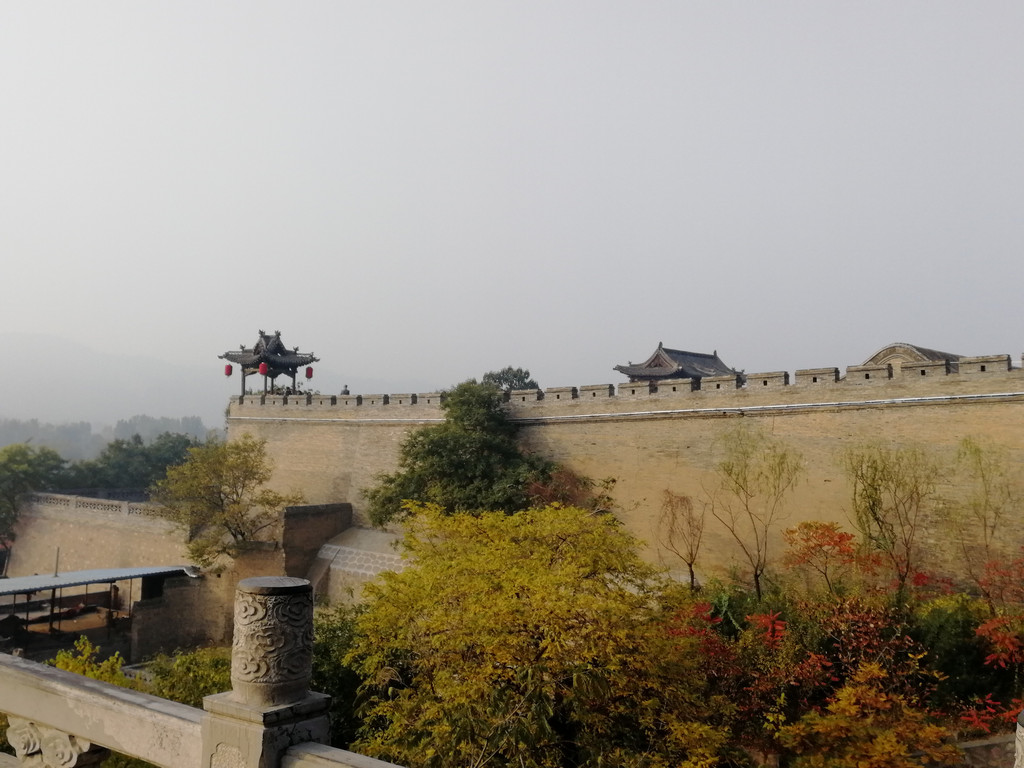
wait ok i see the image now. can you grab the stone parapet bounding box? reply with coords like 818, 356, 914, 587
845, 363, 893, 383
961, 354, 1012, 374
747, 371, 790, 388
653, 378, 694, 394
794, 367, 840, 385
226, 351, 1024, 424
700, 374, 743, 391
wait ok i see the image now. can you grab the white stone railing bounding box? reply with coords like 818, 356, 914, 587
0, 577, 403, 768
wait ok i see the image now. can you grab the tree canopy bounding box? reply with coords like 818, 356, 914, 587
363, 380, 552, 526
149, 434, 303, 567
481, 366, 539, 391
62, 432, 200, 492
0, 443, 65, 571
347, 503, 726, 768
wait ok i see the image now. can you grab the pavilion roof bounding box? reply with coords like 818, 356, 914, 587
220, 330, 319, 372
614, 342, 737, 381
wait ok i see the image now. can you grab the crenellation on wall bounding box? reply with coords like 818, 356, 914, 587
510, 388, 544, 402
618, 380, 655, 397
795, 367, 840, 385
227, 356, 1024, 430
845, 363, 893, 383
746, 371, 790, 388
545, 386, 578, 401
652, 377, 695, 395
700, 374, 744, 391
902, 360, 954, 378
960, 354, 1012, 374
227, 349, 1024, 421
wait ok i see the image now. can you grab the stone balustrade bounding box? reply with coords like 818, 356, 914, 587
0, 577, 403, 768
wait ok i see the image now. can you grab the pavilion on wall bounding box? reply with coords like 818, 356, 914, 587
614, 342, 739, 385
220, 330, 319, 395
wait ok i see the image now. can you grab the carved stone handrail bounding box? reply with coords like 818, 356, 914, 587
0, 576, 405, 768
0, 652, 202, 766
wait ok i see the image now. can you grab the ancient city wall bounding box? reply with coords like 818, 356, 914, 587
8, 495, 189, 577
226, 356, 1024, 577
8, 495, 349, 586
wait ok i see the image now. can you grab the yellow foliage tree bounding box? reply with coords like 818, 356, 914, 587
347, 503, 729, 768
150, 435, 303, 567
778, 662, 960, 768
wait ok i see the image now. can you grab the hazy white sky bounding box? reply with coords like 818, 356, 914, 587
2, 3, 1022, 427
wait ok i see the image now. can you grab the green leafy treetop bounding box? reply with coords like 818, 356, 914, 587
481, 366, 539, 391
62, 432, 199, 492
0, 443, 65, 573
364, 380, 553, 526
150, 434, 303, 568
347, 503, 729, 768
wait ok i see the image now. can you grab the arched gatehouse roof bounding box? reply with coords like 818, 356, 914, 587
862, 342, 962, 368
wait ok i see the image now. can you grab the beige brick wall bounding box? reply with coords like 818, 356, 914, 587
8, 496, 189, 577
227, 367, 1024, 579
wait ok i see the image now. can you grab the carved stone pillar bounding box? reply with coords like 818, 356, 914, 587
202, 577, 330, 768
6, 717, 110, 767
230, 576, 314, 707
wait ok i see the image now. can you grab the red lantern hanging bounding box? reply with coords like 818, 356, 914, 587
224, 364, 233, 377
258, 362, 269, 376
305, 366, 313, 379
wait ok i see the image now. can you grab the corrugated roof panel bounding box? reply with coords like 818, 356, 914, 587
0, 566, 197, 597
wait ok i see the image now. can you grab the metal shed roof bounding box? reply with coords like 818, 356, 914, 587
0, 566, 198, 597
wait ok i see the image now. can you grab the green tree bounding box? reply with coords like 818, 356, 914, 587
348, 503, 727, 768
312, 605, 364, 747
708, 425, 803, 601
150, 435, 303, 567
146, 647, 231, 708
63, 432, 199, 492
481, 366, 539, 391
0, 443, 65, 574
47, 638, 153, 768
364, 380, 551, 526
844, 444, 942, 595
951, 437, 1020, 612
51, 636, 136, 687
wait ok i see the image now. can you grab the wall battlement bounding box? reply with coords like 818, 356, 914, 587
230, 351, 1024, 424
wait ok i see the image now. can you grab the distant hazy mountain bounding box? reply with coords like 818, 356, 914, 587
0, 332, 227, 428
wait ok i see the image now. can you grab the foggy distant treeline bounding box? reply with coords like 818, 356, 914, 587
0, 415, 216, 460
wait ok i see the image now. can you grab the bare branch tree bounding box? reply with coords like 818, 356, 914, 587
844, 443, 942, 596
708, 425, 803, 601
952, 436, 1020, 612
656, 489, 705, 589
